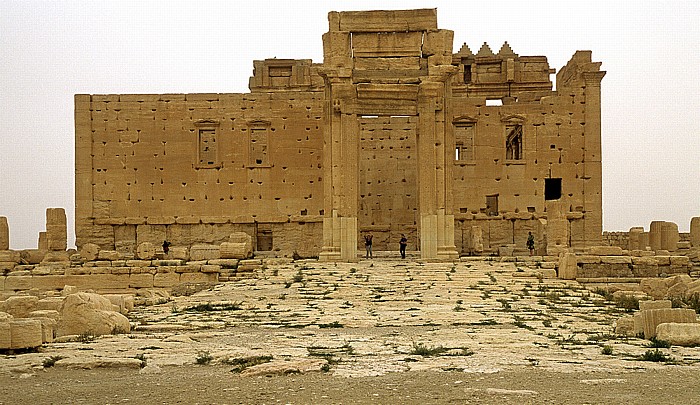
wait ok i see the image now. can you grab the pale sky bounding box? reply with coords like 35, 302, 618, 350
1, 0, 698, 249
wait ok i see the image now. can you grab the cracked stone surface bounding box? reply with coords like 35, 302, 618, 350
1, 259, 700, 403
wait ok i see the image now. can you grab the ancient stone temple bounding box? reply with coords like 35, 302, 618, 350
75, 9, 605, 260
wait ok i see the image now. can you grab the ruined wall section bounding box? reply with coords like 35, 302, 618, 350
76, 89, 325, 255
449, 48, 604, 254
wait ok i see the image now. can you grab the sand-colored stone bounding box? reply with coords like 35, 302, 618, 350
558, 252, 577, 280
57, 292, 131, 336
46, 208, 67, 251
0, 217, 8, 250
691, 217, 700, 247
656, 322, 700, 346
136, 242, 157, 260
638, 300, 672, 311
189, 245, 220, 261
0, 296, 39, 318
80, 243, 100, 261
640, 308, 697, 339
74, 9, 605, 260
9, 318, 43, 349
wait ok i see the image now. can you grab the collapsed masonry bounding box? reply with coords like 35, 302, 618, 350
74, 8, 606, 260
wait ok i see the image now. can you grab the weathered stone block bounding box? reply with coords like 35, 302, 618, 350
57, 292, 130, 336
129, 273, 154, 288
640, 278, 669, 300
4, 275, 32, 291
80, 243, 100, 261
639, 300, 672, 311
601, 256, 632, 265
220, 241, 252, 259
656, 322, 700, 346
189, 244, 220, 261
641, 308, 697, 339
10, 318, 43, 349
0, 295, 39, 317
558, 253, 577, 280
589, 246, 623, 256
614, 315, 636, 336
153, 272, 180, 288
136, 242, 157, 260
180, 272, 217, 283
0, 217, 8, 250
97, 250, 120, 261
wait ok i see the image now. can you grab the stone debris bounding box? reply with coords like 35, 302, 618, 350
656, 323, 700, 346
57, 292, 131, 336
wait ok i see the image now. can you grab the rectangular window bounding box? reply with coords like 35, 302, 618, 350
463, 65, 472, 84
249, 122, 271, 166
256, 223, 273, 251
195, 120, 220, 168
486, 194, 499, 216
454, 124, 475, 161
544, 178, 562, 200
505, 124, 523, 160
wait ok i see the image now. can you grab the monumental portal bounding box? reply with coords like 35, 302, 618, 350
75, 9, 605, 260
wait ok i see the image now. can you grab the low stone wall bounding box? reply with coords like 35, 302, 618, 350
0, 258, 264, 297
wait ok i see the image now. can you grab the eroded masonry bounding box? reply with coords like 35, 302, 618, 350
75, 9, 606, 260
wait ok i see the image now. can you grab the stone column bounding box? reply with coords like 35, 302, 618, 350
690, 217, 700, 247
628, 227, 644, 251
417, 82, 458, 260
581, 69, 606, 247
649, 221, 664, 252
46, 208, 67, 251
0, 217, 8, 250
660, 221, 679, 251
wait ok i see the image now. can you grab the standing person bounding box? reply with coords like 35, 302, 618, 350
364, 233, 373, 259
162, 240, 171, 255
399, 234, 408, 259
526, 232, 535, 256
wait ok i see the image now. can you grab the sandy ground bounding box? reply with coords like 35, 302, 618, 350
1, 258, 699, 404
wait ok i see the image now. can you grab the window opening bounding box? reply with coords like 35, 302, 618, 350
454, 124, 475, 161
195, 120, 220, 168
544, 178, 562, 200
486, 195, 499, 216
506, 124, 523, 160
463, 64, 472, 83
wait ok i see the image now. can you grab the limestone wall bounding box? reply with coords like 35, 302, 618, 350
75, 9, 606, 258
75, 91, 325, 255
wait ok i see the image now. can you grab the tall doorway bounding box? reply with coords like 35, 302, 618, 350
357, 116, 418, 251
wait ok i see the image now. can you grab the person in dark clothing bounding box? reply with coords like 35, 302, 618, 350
162, 240, 171, 255
399, 234, 408, 259
526, 232, 535, 256
364, 233, 373, 259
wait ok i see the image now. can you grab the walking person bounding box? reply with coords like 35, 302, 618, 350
364, 233, 373, 259
526, 232, 535, 256
399, 234, 408, 259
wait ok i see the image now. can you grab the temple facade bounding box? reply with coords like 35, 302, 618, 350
75, 9, 605, 260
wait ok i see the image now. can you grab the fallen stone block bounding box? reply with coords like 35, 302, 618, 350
10, 318, 43, 349
656, 323, 700, 346
136, 242, 157, 260
558, 253, 577, 280
57, 292, 131, 336
79, 243, 100, 261
640, 278, 669, 300
641, 308, 697, 339
639, 300, 672, 311
614, 315, 636, 336
0, 296, 39, 318
190, 244, 221, 261
220, 242, 253, 259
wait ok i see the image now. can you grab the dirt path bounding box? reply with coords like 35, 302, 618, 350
1, 366, 699, 404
